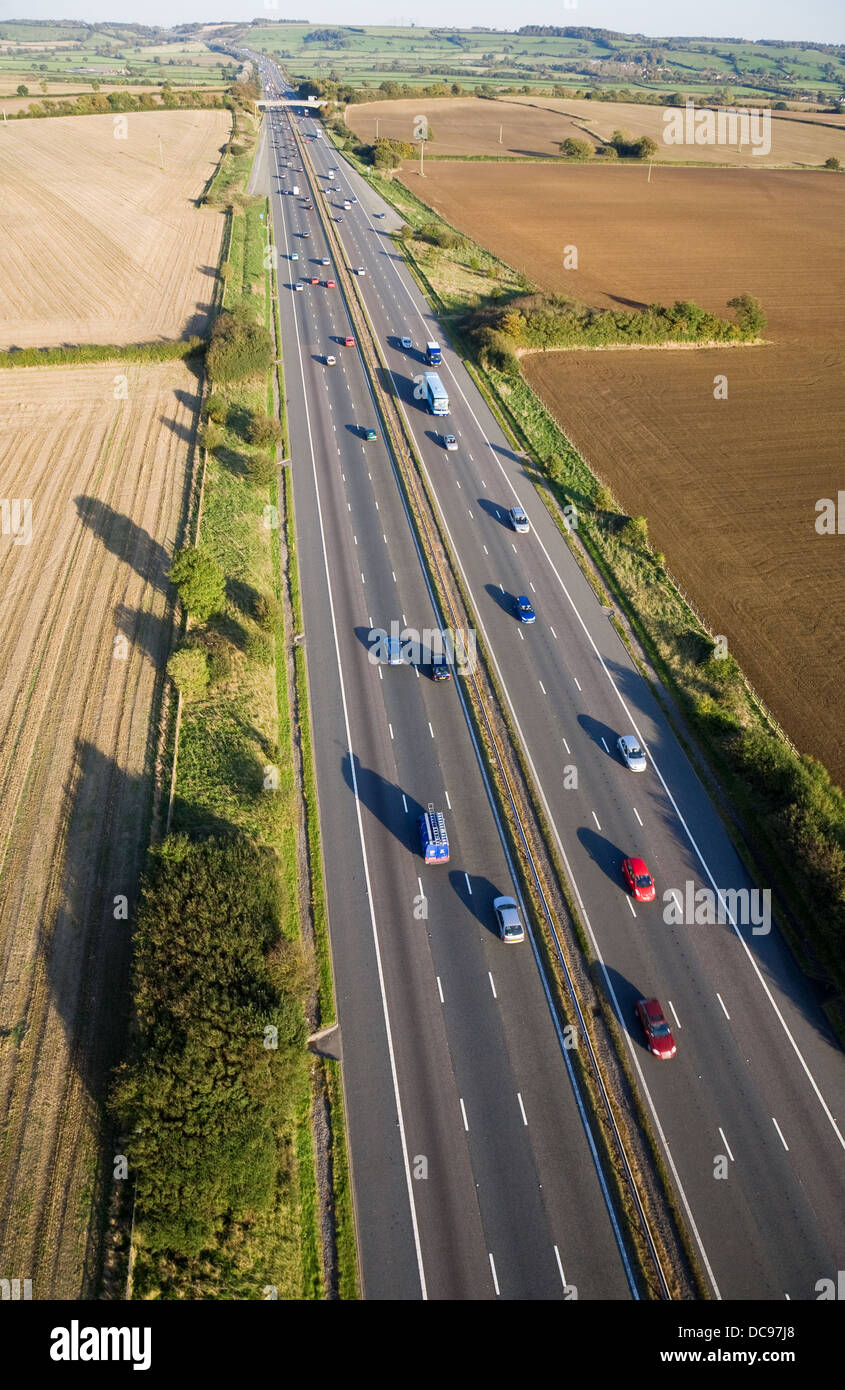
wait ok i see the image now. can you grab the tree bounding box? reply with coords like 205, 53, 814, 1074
824, 155, 841, 170
727, 293, 767, 336
559, 137, 593, 160
246, 411, 283, 449
621, 515, 648, 547
206, 305, 273, 383
168, 545, 225, 621
16, 85, 28, 97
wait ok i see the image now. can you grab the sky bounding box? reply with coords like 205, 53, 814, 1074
1, 1, 842, 45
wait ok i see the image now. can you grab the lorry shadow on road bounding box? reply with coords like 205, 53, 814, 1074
342, 751, 424, 856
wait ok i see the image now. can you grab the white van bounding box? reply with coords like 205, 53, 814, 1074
292, 184, 300, 195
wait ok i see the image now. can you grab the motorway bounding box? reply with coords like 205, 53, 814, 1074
256, 58, 845, 1300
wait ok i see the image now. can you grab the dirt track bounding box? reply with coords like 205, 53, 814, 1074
0, 361, 199, 1295
0, 109, 228, 349
403, 162, 845, 783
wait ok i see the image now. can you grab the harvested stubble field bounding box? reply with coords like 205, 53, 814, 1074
0, 109, 229, 349
400, 162, 845, 783
349, 94, 845, 167
0, 361, 199, 1295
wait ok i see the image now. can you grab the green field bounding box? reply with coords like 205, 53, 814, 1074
0, 20, 841, 104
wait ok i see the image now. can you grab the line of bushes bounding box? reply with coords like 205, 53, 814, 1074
6, 85, 233, 120
0, 337, 205, 370
460, 290, 766, 369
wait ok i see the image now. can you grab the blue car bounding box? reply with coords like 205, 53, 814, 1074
514, 594, 536, 624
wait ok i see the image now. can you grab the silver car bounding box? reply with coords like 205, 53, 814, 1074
443, 434, 458, 452
493, 896, 525, 944
617, 734, 647, 772
509, 505, 530, 533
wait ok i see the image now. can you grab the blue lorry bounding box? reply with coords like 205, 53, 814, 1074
418, 804, 449, 864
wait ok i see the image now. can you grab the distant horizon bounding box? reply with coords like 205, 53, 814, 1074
0, 6, 842, 47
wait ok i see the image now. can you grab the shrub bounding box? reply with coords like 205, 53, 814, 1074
206, 305, 273, 383
596, 144, 619, 158
169, 546, 225, 621
559, 137, 593, 160
244, 451, 276, 486
246, 411, 283, 449
198, 420, 223, 453
245, 629, 275, 666
204, 392, 229, 425
824, 155, 841, 170
253, 591, 283, 631
620, 515, 649, 547
593, 484, 614, 511
167, 645, 209, 702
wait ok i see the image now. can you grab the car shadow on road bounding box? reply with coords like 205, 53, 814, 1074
576, 825, 624, 889
477, 497, 510, 528
448, 871, 502, 938
484, 582, 514, 617
577, 713, 620, 759
602, 964, 648, 1045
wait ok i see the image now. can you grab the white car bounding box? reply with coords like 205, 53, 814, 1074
400, 336, 413, 351
509, 505, 530, 533
493, 896, 525, 944
617, 735, 647, 772
344, 201, 352, 209
293, 281, 304, 291
354, 267, 366, 276
325, 354, 336, 366
321, 257, 331, 266
443, 434, 458, 452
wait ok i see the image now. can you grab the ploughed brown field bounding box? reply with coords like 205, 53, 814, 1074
399, 162, 845, 783
0, 109, 228, 349
0, 362, 198, 1294
348, 94, 845, 167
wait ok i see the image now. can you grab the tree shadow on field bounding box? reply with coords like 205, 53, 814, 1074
606, 292, 648, 311
42, 723, 246, 1296
184, 302, 215, 336
158, 414, 195, 446
75, 497, 171, 596
225, 575, 261, 621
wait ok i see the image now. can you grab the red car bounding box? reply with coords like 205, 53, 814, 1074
325, 279, 336, 289
343, 335, 355, 347
635, 998, 676, 1059
622, 855, 655, 903
310, 276, 320, 285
